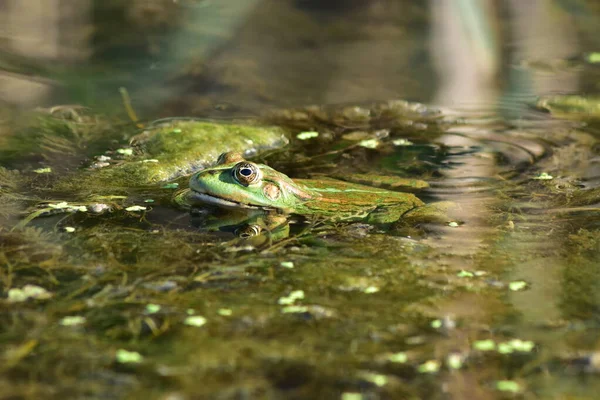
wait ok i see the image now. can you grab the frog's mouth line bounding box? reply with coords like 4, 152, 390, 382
189, 189, 262, 210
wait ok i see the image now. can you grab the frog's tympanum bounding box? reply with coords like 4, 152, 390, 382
186, 152, 427, 225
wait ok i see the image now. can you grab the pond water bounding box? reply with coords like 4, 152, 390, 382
1, 1, 600, 399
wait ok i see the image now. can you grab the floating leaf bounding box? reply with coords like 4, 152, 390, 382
184, 316, 207, 327
115, 349, 143, 364
296, 131, 319, 140
60, 316, 86, 326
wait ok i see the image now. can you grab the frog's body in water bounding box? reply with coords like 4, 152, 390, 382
185, 152, 425, 224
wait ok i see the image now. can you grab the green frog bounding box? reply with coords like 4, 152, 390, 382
181, 152, 436, 226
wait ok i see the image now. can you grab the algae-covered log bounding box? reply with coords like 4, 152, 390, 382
56, 120, 288, 195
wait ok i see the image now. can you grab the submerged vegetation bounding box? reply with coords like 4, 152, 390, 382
1, 96, 600, 399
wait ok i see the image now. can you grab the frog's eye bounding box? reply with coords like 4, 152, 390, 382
233, 162, 262, 185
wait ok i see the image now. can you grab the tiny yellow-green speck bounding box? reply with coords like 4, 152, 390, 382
64, 227, 76, 233
186, 309, 195, 315
217, 308, 232, 316
509, 280, 528, 291
281, 305, 309, 314
363, 286, 379, 294
162, 183, 179, 189
144, 199, 155, 203
116, 148, 134, 156
496, 380, 520, 393
59, 316, 86, 326
125, 205, 147, 212
142, 159, 159, 163
586, 52, 600, 64
418, 360, 440, 374
509, 339, 535, 352
457, 270, 474, 278
116, 349, 143, 364
172, 128, 182, 133
145, 304, 161, 314
278, 290, 305, 305
33, 167, 52, 173
392, 138, 413, 146
360, 372, 388, 387
386, 352, 408, 363
296, 131, 319, 140
280, 261, 294, 269
473, 339, 496, 351
184, 316, 207, 327
533, 172, 553, 180
497, 343, 514, 354
8, 285, 52, 302
430, 319, 442, 329
341, 393, 364, 400
447, 353, 463, 369
448, 221, 459, 227
358, 139, 379, 149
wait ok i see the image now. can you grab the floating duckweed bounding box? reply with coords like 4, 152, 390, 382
473, 339, 496, 351
184, 316, 207, 327
495, 380, 521, 393
341, 393, 364, 400
161, 183, 179, 189
116, 148, 134, 156
418, 360, 440, 374
115, 349, 143, 364
278, 290, 305, 305
447, 353, 463, 369
497, 342, 514, 354
33, 167, 52, 174
64, 227, 76, 233
363, 286, 379, 294
296, 131, 319, 140
430, 319, 442, 329
280, 261, 294, 269
392, 138, 413, 146
359, 372, 388, 387
125, 205, 147, 212
508, 339, 535, 352
145, 304, 161, 314
585, 52, 600, 64
281, 305, 309, 314
448, 221, 459, 228
509, 280, 528, 291
358, 139, 379, 149
533, 172, 553, 180
8, 285, 53, 302
457, 270, 474, 278
386, 352, 408, 363
59, 316, 86, 326
217, 308, 232, 316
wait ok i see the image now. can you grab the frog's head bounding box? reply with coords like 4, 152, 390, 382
189, 152, 313, 211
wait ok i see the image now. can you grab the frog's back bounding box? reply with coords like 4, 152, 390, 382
294, 178, 424, 218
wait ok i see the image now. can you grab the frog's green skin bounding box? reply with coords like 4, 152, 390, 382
185, 152, 425, 224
